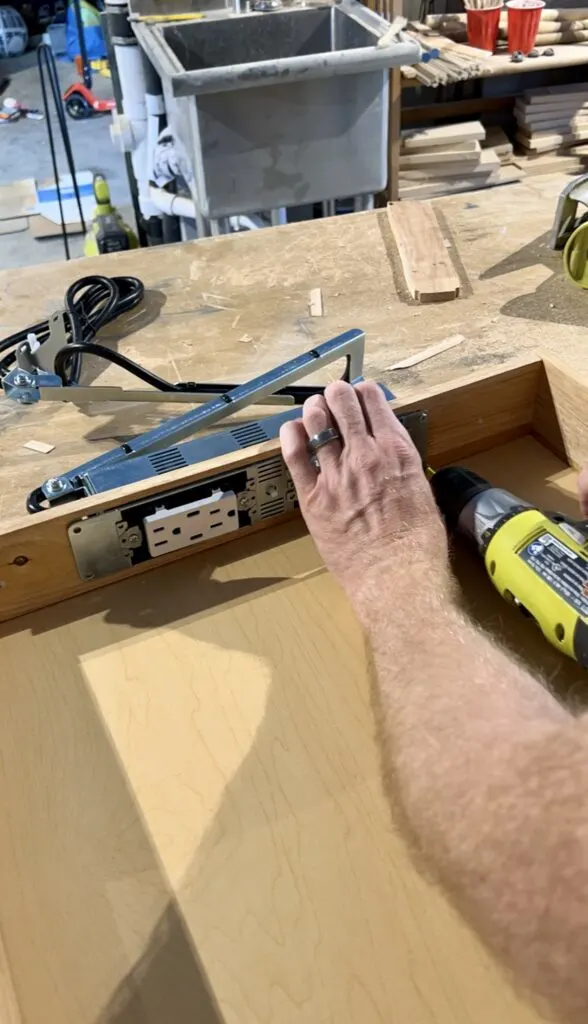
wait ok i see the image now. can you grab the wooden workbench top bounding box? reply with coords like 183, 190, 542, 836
0, 172, 586, 524
0, 177, 582, 1023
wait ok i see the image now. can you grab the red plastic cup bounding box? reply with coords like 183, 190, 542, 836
466, 6, 501, 52
506, 0, 545, 53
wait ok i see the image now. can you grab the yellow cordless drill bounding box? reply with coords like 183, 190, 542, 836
83, 174, 137, 257
431, 467, 588, 667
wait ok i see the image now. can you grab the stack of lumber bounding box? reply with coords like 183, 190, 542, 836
515, 83, 588, 172
401, 21, 492, 86
398, 121, 520, 199
427, 8, 588, 44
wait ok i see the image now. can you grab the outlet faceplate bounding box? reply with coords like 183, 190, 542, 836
144, 490, 238, 557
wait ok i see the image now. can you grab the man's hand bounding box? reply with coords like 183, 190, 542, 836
279, 380, 450, 617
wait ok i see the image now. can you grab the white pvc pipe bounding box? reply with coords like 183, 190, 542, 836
148, 186, 196, 219
112, 43, 160, 218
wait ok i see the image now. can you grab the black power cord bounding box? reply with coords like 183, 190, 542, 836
0, 274, 155, 386
1, 272, 339, 405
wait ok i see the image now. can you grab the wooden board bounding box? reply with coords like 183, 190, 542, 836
0, 358, 542, 625
2, 194, 588, 1021
516, 127, 588, 151
387, 199, 460, 302
517, 98, 588, 116
399, 142, 481, 169
0, 458, 556, 1024
401, 121, 485, 151
1, 351, 583, 1024
400, 148, 499, 183
399, 164, 521, 201
524, 81, 588, 103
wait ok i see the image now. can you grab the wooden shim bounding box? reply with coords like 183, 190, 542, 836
308, 288, 323, 317
517, 97, 588, 116
516, 127, 588, 152
524, 82, 588, 103
516, 114, 588, 134
386, 200, 460, 303
398, 164, 522, 200
387, 334, 465, 369
400, 148, 499, 182
399, 142, 481, 168
401, 121, 485, 151
400, 138, 479, 155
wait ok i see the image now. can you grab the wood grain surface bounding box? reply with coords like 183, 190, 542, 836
2, 178, 588, 528
1, 181, 588, 1022
0, 478, 561, 1024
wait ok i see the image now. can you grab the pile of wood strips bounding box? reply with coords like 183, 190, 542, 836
401, 21, 492, 86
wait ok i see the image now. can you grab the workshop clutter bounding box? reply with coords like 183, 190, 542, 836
428, 6, 588, 46
398, 121, 518, 200
400, 21, 491, 85
515, 83, 588, 165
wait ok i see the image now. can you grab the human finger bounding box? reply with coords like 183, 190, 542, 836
302, 394, 342, 470
323, 380, 367, 448
355, 380, 422, 466
280, 419, 317, 499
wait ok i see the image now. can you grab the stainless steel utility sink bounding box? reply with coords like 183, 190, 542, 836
135, 0, 420, 218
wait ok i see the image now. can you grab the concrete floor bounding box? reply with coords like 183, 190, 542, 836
0, 50, 133, 270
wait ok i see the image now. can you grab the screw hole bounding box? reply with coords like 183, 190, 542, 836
73, 526, 82, 535
12, 555, 29, 567
555, 623, 565, 642
489, 560, 496, 576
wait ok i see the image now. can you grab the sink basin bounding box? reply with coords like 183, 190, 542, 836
135, 0, 420, 218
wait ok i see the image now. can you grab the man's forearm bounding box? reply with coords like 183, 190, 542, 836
364, 583, 588, 1023
280, 379, 588, 1023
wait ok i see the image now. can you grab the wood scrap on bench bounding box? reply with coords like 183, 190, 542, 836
387, 200, 460, 303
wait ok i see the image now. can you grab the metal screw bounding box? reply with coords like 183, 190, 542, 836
239, 494, 249, 508
46, 477, 68, 495
13, 372, 32, 387
266, 484, 279, 499
12, 555, 29, 567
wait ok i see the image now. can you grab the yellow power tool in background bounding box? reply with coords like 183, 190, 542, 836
432, 467, 588, 667
83, 173, 138, 257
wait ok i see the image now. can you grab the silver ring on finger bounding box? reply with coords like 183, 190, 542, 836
307, 427, 342, 454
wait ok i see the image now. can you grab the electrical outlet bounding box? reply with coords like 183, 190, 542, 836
144, 490, 239, 557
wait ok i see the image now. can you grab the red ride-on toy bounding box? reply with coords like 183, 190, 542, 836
63, 82, 116, 120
